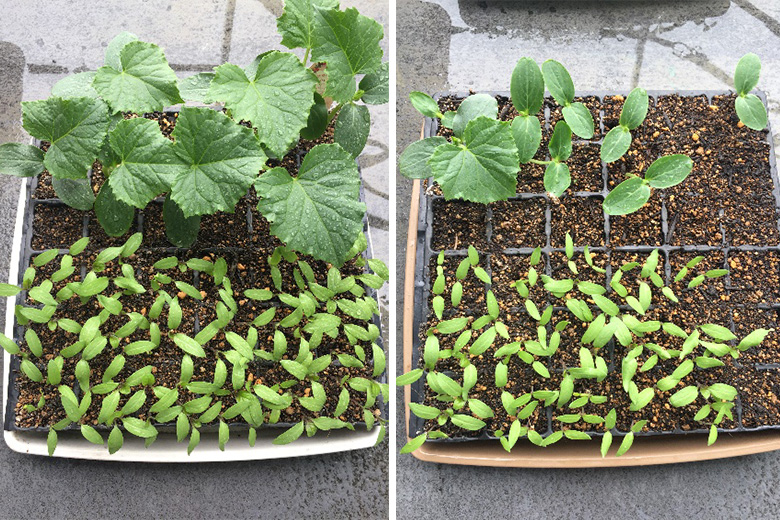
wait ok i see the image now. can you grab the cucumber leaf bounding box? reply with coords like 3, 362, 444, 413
312, 7, 384, 104
169, 107, 267, 217
22, 96, 109, 179
0, 143, 45, 178
429, 116, 518, 203
256, 143, 364, 266
399, 137, 447, 179
107, 117, 179, 208
93, 41, 183, 113
208, 51, 317, 157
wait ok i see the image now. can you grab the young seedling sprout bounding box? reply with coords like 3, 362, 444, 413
398, 55, 743, 216
399, 236, 771, 457
734, 53, 768, 131
0, 227, 389, 455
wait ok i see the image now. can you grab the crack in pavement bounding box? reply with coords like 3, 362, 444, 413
734, 0, 780, 40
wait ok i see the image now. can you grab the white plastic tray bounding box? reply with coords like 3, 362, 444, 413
3, 179, 380, 461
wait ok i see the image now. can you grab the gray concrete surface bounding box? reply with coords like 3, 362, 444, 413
396, 1, 780, 518
0, 1, 388, 518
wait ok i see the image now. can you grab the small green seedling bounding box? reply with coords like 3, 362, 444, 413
398, 239, 770, 457
603, 155, 694, 215
734, 53, 768, 131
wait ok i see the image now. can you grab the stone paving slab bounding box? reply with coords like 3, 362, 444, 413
396, 1, 780, 518
0, 0, 228, 71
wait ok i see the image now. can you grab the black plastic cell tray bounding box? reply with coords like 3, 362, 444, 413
5, 123, 387, 434
410, 90, 780, 443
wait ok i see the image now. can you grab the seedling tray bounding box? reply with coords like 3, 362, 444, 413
4, 134, 386, 462
404, 90, 780, 466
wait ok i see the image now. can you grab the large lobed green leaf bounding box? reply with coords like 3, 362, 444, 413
359, 62, 389, 105
334, 102, 370, 158
93, 41, 183, 114
95, 181, 135, 237
51, 71, 99, 100
22, 96, 109, 179
208, 51, 318, 157
255, 143, 365, 265
399, 137, 447, 179
169, 107, 267, 217
107, 117, 180, 208
277, 0, 340, 51
104, 32, 141, 71
312, 7, 384, 103
179, 73, 216, 103
429, 116, 518, 204
52, 177, 95, 211
0, 143, 44, 177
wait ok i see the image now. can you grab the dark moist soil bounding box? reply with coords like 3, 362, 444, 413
550, 196, 605, 247
13, 113, 381, 430
490, 198, 546, 249
419, 93, 780, 439
431, 199, 488, 251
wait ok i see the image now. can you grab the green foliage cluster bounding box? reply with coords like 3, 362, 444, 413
398, 240, 769, 456
0, 0, 388, 266
400, 54, 768, 215
0, 233, 389, 455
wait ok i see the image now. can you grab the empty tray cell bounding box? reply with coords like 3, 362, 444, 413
723, 191, 780, 247
248, 208, 285, 253
567, 143, 603, 193
516, 134, 548, 194
195, 199, 252, 248
32, 171, 56, 199
31, 203, 85, 250
550, 196, 605, 247
490, 198, 547, 249
139, 202, 169, 248
431, 199, 489, 251
738, 368, 780, 429
665, 192, 723, 246
608, 191, 664, 247
727, 250, 780, 305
